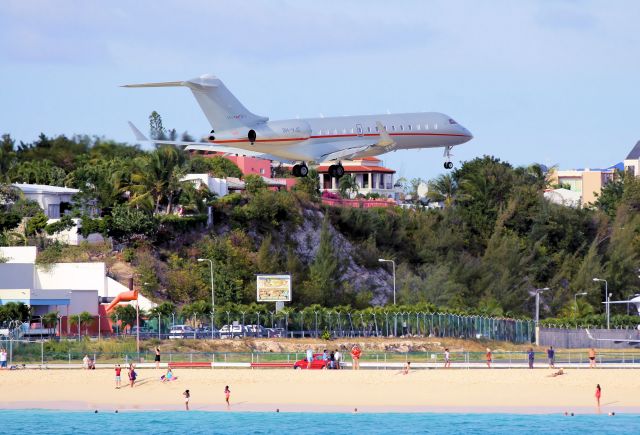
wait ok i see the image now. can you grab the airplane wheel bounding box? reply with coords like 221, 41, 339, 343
299, 165, 309, 177
335, 164, 345, 178
292, 164, 301, 177
444, 162, 453, 169
328, 165, 336, 177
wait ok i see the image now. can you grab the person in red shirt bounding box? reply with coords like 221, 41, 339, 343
114, 364, 122, 389
351, 345, 362, 370
486, 348, 492, 368
595, 384, 602, 413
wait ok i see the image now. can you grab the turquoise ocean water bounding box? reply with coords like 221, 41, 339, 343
1, 410, 637, 434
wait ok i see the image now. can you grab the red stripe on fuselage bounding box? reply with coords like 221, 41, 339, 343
210, 132, 470, 144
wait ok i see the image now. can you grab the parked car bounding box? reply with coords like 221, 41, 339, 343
219, 324, 246, 339
244, 324, 266, 338
130, 326, 153, 338
266, 327, 285, 338
293, 353, 330, 370
196, 327, 219, 339
169, 325, 195, 339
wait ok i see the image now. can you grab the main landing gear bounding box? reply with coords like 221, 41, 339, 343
328, 163, 345, 178
292, 163, 309, 177
443, 146, 454, 170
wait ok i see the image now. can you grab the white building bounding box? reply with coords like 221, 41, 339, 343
180, 174, 229, 197
544, 188, 582, 208
0, 247, 156, 323
624, 140, 640, 177
12, 183, 79, 218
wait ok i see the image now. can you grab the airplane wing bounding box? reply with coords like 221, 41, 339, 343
318, 122, 396, 162
585, 329, 640, 344
128, 121, 275, 159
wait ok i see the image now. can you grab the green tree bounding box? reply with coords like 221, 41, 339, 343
256, 234, 279, 273
44, 214, 75, 235
301, 217, 342, 305
0, 302, 31, 322
25, 212, 48, 236
188, 155, 242, 178
0, 134, 16, 182
244, 174, 268, 195
338, 174, 359, 198
41, 311, 59, 329
427, 173, 457, 206
69, 311, 94, 337
293, 169, 320, 199
149, 111, 166, 140
110, 305, 137, 333
108, 204, 156, 242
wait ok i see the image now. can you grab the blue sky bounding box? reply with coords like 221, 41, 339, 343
1, 0, 639, 180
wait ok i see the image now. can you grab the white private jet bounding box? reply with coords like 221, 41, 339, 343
123, 74, 473, 177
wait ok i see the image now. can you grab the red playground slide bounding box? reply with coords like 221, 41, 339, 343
105, 290, 138, 313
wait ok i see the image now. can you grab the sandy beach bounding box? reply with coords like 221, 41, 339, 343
1, 368, 639, 414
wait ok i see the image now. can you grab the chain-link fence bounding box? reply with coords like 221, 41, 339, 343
2, 341, 639, 368
3, 311, 535, 343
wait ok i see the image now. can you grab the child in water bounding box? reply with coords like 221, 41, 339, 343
224, 386, 231, 409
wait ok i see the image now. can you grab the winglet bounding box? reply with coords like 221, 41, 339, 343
585, 329, 594, 340
128, 121, 149, 142
375, 121, 395, 147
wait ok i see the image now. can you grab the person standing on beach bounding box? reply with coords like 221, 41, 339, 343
547, 347, 555, 368
224, 385, 231, 409
114, 364, 122, 389
155, 347, 161, 369
351, 345, 361, 370
183, 390, 190, 411
129, 364, 137, 388
0, 348, 7, 369
589, 348, 597, 368
306, 347, 313, 369
486, 348, 492, 368
528, 348, 535, 369
595, 384, 601, 413
444, 349, 451, 368
334, 349, 342, 370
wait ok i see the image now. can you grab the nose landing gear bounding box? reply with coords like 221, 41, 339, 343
443, 146, 454, 170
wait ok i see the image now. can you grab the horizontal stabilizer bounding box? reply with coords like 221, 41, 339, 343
121, 81, 185, 88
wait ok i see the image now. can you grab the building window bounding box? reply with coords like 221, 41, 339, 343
47, 204, 61, 218
260, 168, 265, 175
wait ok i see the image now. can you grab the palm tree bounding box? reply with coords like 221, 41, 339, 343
128, 146, 187, 214
338, 174, 359, 199
41, 311, 59, 333
69, 311, 95, 338
427, 173, 457, 207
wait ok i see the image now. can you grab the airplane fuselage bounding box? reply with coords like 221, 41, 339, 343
206, 112, 472, 162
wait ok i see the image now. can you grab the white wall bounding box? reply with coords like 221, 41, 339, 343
181, 174, 229, 197
0, 264, 35, 289
36, 263, 106, 294
0, 246, 37, 263
68, 290, 99, 316
46, 218, 107, 245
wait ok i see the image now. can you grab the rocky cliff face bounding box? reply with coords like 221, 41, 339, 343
288, 208, 392, 305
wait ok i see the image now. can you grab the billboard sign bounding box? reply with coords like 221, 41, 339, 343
256, 274, 291, 302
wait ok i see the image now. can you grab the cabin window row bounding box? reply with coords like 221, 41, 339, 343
315, 123, 438, 136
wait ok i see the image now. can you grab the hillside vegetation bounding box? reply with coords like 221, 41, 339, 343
1, 132, 640, 324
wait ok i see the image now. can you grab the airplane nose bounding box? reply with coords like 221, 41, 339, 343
460, 126, 473, 141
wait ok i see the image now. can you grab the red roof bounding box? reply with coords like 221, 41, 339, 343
316, 165, 395, 174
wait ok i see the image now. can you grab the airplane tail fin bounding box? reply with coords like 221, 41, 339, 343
585, 329, 595, 340
122, 74, 268, 131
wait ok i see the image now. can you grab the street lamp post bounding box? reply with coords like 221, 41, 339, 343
197, 259, 215, 314
593, 278, 609, 329
534, 287, 550, 346
378, 259, 396, 305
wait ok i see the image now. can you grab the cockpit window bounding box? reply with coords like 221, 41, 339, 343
449, 119, 458, 125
